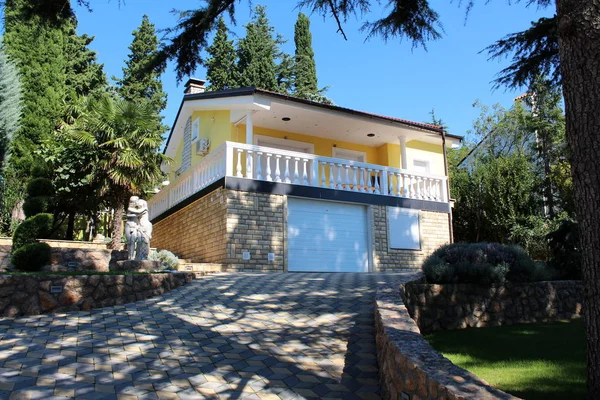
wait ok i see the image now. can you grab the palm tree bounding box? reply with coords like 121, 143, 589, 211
70, 95, 167, 249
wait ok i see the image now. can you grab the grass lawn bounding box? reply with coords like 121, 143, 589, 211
425, 319, 587, 400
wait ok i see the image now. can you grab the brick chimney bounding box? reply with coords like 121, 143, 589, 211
184, 78, 206, 95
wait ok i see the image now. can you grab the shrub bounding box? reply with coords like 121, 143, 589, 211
22, 196, 52, 218
547, 220, 581, 279
26, 178, 53, 198
149, 250, 179, 271
11, 242, 52, 272
422, 242, 536, 284
12, 213, 54, 250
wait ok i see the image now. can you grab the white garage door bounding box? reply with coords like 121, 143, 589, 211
287, 198, 369, 272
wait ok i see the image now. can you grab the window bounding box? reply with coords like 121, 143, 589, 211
388, 207, 420, 250
332, 147, 367, 162
191, 117, 200, 141
413, 159, 430, 173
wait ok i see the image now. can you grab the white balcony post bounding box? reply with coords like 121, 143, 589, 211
225, 142, 234, 177
311, 159, 319, 186
381, 170, 389, 195
245, 111, 253, 144
398, 136, 408, 170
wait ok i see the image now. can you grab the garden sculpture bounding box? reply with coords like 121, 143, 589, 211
125, 196, 153, 260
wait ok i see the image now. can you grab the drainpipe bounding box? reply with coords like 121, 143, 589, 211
441, 129, 454, 244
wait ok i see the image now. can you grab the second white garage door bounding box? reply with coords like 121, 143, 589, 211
287, 198, 370, 272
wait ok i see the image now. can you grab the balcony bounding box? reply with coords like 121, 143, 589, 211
148, 141, 449, 221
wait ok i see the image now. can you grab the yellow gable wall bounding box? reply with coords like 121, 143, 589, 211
190, 110, 232, 166
406, 141, 445, 175
170, 139, 184, 182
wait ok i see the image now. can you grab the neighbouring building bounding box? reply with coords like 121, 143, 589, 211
149, 79, 462, 272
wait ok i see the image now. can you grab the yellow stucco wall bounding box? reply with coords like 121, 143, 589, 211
169, 111, 447, 179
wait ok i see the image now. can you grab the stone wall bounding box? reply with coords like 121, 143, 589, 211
403, 280, 583, 334
373, 207, 450, 271
0, 239, 114, 272
152, 188, 228, 263
376, 277, 517, 400
0, 272, 195, 317
225, 190, 285, 271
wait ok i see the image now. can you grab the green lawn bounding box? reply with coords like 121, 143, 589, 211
425, 319, 587, 400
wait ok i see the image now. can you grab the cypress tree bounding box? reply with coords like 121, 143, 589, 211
236, 5, 280, 91
115, 15, 167, 134
206, 18, 238, 91
293, 13, 318, 98
3, 0, 71, 176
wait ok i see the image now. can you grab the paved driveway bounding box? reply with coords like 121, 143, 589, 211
0, 272, 409, 400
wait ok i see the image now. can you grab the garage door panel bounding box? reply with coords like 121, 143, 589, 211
287, 198, 369, 272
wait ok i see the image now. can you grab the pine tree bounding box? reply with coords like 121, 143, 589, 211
115, 15, 167, 134
236, 5, 280, 91
293, 13, 318, 98
3, 0, 72, 177
206, 18, 238, 90
0, 44, 22, 171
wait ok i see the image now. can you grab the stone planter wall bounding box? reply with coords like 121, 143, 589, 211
0, 272, 195, 317
376, 278, 518, 400
403, 280, 583, 334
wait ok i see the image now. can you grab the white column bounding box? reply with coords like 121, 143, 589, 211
398, 136, 408, 170
246, 111, 253, 144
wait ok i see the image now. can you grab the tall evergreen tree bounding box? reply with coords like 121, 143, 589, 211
293, 13, 318, 98
206, 18, 238, 91
236, 5, 280, 91
0, 44, 22, 170
3, 0, 72, 176
115, 15, 167, 135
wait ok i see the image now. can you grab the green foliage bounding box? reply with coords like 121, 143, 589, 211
115, 15, 167, 137
69, 95, 168, 247
0, 44, 22, 170
26, 178, 54, 198
484, 16, 559, 89
547, 220, 581, 280
12, 213, 53, 250
149, 249, 179, 270
236, 5, 283, 91
422, 243, 537, 284
10, 242, 51, 272
22, 196, 52, 219
2, 0, 72, 176
293, 13, 318, 98
0, 172, 22, 236
206, 17, 239, 91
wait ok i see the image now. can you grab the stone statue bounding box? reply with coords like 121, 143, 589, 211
125, 196, 152, 260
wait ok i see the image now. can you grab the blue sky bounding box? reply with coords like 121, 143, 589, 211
73, 0, 554, 143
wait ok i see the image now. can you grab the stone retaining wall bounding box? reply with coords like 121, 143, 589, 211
376, 277, 518, 400
0, 272, 195, 317
403, 280, 583, 334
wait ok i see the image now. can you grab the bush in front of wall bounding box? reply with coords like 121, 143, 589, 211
10, 242, 52, 272
149, 249, 179, 271
12, 213, 54, 250
422, 242, 537, 285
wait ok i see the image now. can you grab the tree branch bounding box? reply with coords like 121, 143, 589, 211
327, 0, 348, 40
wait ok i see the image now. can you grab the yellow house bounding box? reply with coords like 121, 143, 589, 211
150, 78, 462, 273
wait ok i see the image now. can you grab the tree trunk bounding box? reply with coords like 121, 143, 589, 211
109, 198, 125, 250
65, 211, 76, 241
555, 0, 600, 395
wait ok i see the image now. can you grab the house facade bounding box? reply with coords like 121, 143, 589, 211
149, 79, 462, 272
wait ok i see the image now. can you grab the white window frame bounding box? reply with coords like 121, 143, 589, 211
412, 159, 431, 173
191, 117, 200, 142
253, 134, 314, 154
332, 147, 367, 162
387, 207, 421, 250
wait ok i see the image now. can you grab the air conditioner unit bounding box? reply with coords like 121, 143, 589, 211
196, 138, 210, 156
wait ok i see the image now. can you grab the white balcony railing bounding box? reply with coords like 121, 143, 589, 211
149, 141, 449, 220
